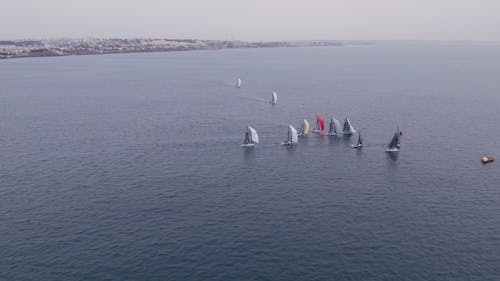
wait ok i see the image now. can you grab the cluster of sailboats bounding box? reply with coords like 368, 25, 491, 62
310, 115, 355, 137
236, 78, 401, 152
241, 115, 400, 152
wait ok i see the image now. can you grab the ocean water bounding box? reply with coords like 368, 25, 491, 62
1, 43, 500, 280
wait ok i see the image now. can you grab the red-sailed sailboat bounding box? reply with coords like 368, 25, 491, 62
312, 114, 325, 133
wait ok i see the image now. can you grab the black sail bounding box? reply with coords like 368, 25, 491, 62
388, 133, 399, 148
244, 132, 250, 144
343, 118, 350, 133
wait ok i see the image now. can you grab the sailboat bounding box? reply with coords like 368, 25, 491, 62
311, 115, 325, 133
342, 116, 356, 136
324, 117, 338, 136
270, 91, 278, 105
298, 119, 310, 137
236, 78, 242, 88
352, 130, 363, 148
385, 130, 400, 152
281, 125, 298, 146
241, 126, 259, 147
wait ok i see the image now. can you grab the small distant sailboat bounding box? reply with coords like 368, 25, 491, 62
281, 125, 298, 146
342, 116, 356, 136
312, 115, 325, 133
270, 91, 278, 105
352, 130, 363, 148
241, 126, 259, 147
236, 78, 242, 88
324, 117, 338, 136
298, 119, 310, 137
385, 130, 401, 152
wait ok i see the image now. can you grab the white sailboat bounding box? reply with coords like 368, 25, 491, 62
281, 125, 298, 146
270, 91, 278, 105
241, 126, 259, 147
352, 130, 363, 148
342, 116, 356, 136
385, 130, 401, 152
298, 119, 310, 137
236, 78, 242, 88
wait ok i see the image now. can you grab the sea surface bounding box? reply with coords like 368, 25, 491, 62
1, 43, 500, 280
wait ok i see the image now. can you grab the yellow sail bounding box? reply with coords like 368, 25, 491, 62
303, 119, 310, 135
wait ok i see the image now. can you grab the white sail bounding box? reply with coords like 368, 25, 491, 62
248, 126, 259, 144
271, 91, 277, 104
289, 125, 298, 143
236, 78, 242, 88
333, 118, 341, 133
349, 119, 356, 133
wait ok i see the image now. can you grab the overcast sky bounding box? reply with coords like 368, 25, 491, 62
2, 0, 500, 41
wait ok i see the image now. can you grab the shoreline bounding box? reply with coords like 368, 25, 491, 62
0, 38, 372, 60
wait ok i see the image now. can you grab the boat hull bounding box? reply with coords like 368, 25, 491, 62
385, 147, 400, 152
352, 144, 363, 148
280, 141, 296, 146
241, 143, 256, 147
323, 132, 337, 136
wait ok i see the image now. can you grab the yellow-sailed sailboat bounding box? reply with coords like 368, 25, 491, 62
299, 119, 310, 136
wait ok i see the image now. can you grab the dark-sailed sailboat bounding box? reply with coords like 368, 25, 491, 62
385, 131, 400, 152
324, 117, 337, 136
352, 130, 363, 148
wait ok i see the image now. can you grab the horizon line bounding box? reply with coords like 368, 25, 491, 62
1, 37, 500, 43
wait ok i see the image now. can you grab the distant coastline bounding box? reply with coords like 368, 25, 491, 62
0, 38, 373, 60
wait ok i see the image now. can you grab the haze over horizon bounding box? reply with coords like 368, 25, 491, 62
2, 0, 500, 41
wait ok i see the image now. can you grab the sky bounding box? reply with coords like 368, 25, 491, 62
2, 0, 500, 41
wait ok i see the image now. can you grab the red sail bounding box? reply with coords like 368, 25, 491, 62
317, 115, 325, 131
